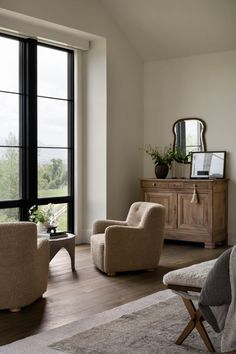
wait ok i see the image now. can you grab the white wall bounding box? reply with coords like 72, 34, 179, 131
81, 39, 107, 240
0, 0, 144, 242
144, 50, 236, 245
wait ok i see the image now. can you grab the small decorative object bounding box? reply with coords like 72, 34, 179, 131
145, 145, 175, 179
172, 148, 191, 178
47, 225, 57, 234
191, 184, 199, 204
190, 151, 226, 179
28, 204, 58, 233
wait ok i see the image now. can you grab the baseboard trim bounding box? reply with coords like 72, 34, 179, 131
74, 228, 92, 244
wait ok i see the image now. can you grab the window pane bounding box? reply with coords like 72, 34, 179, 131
38, 97, 68, 147
38, 148, 68, 197
54, 203, 68, 231
0, 36, 19, 92
0, 208, 19, 222
0, 92, 19, 145
0, 147, 20, 200
37, 46, 68, 99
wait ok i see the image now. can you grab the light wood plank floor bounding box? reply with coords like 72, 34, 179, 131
0, 242, 226, 345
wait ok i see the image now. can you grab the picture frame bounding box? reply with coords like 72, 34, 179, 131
190, 151, 226, 179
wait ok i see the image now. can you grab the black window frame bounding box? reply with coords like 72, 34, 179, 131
0, 33, 74, 232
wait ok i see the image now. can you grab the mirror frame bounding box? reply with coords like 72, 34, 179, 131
172, 117, 206, 163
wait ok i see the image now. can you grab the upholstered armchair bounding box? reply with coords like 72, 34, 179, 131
0, 222, 49, 312
91, 202, 166, 275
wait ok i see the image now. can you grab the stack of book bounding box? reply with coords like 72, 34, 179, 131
49, 231, 68, 239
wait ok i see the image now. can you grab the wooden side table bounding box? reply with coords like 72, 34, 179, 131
38, 233, 75, 271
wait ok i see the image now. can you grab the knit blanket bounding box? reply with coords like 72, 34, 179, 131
199, 245, 236, 353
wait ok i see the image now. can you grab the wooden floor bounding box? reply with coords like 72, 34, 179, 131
0, 241, 226, 346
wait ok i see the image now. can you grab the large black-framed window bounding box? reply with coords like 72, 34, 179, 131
0, 33, 74, 232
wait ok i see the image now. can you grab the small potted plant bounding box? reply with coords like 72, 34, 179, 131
29, 204, 57, 233
145, 145, 175, 179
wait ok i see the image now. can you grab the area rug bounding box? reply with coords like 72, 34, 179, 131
0, 290, 221, 354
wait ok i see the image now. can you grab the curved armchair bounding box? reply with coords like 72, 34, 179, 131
91, 202, 166, 275
0, 222, 49, 311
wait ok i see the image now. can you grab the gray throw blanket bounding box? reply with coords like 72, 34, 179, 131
199, 245, 236, 353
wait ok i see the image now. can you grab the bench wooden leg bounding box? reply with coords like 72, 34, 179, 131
177, 297, 215, 352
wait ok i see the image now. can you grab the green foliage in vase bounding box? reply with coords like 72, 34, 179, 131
28, 204, 55, 224
145, 145, 175, 167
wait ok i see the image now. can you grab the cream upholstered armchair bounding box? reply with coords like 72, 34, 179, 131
0, 222, 49, 312
91, 202, 166, 275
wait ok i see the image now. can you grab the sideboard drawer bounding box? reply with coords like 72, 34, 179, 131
141, 180, 167, 189
184, 181, 211, 190
168, 182, 184, 189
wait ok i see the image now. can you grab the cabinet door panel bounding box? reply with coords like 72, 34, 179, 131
144, 192, 177, 229
178, 193, 209, 231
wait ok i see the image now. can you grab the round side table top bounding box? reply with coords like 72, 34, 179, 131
38, 233, 75, 241
49, 233, 75, 242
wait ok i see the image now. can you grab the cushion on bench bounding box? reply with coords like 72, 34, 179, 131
163, 259, 216, 289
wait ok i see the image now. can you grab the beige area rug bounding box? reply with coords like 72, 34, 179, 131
0, 290, 221, 354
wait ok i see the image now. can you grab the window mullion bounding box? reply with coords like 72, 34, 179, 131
67, 51, 74, 232
19, 39, 27, 220
25, 38, 38, 207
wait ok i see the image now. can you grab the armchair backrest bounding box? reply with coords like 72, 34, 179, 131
126, 202, 165, 229
0, 222, 37, 268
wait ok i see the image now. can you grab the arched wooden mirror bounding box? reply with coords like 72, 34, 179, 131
173, 118, 206, 163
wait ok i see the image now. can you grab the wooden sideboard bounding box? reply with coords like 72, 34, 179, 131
141, 178, 228, 248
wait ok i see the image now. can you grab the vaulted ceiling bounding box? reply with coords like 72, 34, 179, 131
101, 0, 236, 61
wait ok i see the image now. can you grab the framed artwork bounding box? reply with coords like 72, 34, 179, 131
190, 151, 226, 179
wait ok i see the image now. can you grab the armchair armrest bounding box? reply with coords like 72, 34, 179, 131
92, 219, 127, 234
35, 238, 49, 292
104, 225, 154, 273
105, 225, 144, 246
37, 238, 50, 263
37, 237, 49, 250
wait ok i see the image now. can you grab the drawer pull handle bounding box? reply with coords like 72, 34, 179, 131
152, 183, 156, 187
